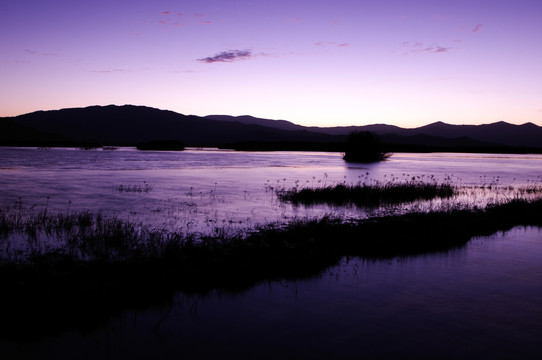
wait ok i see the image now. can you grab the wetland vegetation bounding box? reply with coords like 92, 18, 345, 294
1, 147, 542, 352
1, 181, 542, 340
277, 178, 455, 207
342, 131, 391, 163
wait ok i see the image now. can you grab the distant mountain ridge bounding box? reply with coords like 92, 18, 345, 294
0, 105, 343, 147
1, 105, 541, 150
207, 115, 541, 148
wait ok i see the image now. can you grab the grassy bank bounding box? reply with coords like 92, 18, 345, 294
1, 197, 542, 340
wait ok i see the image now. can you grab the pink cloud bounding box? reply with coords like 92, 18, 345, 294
90, 69, 127, 73
401, 42, 451, 54
284, 18, 303, 24
314, 42, 350, 48
472, 24, 483, 33
197, 50, 253, 63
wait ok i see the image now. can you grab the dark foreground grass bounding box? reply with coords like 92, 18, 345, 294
278, 181, 455, 207
1, 198, 542, 340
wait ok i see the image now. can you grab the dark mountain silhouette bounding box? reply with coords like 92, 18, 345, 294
0, 105, 344, 147
206, 114, 305, 132
210, 115, 542, 148
1, 105, 541, 151
407, 121, 542, 147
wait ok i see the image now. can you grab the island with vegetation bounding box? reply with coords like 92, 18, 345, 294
342, 131, 391, 163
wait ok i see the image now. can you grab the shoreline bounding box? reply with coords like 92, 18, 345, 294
1, 197, 542, 340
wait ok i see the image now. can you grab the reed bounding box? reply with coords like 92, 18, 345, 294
113, 181, 154, 193
277, 181, 456, 207
1, 196, 542, 340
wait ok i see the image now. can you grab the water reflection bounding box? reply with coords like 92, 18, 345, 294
3, 226, 540, 359
1, 148, 541, 236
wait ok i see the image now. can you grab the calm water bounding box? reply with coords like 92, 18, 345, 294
1, 148, 542, 359
2, 226, 541, 359
1, 147, 541, 234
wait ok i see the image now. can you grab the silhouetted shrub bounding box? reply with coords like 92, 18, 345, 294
343, 131, 390, 163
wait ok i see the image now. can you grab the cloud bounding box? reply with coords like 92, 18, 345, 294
160, 11, 172, 15
24, 49, 58, 57
89, 69, 127, 73
432, 46, 450, 53
472, 24, 483, 33
284, 18, 303, 24
197, 50, 253, 63
400, 42, 451, 54
314, 41, 350, 48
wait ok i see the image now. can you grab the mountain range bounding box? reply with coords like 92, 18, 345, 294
1, 105, 541, 151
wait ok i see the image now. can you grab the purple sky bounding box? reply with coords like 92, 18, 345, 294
1, 0, 541, 127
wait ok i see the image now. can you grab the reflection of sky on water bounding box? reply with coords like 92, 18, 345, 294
1, 147, 541, 358
8, 226, 540, 359
0, 147, 541, 235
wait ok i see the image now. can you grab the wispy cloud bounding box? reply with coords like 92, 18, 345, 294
159, 11, 211, 26
197, 50, 253, 63
400, 41, 451, 54
24, 49, 58, 57
472, 24, 483, 33
284, 18, 303, 24
314, 41, 350, 48
89, 68, 127, 73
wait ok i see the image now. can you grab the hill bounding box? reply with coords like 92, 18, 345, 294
0, 105, 343, 147
1, 105, 541, 152
209, 115, 542, 148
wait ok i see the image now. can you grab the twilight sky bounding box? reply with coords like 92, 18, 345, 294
1, 0, 541, 127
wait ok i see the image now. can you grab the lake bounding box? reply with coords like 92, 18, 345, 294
1, 147, 541, 235
0, 147, 541, 359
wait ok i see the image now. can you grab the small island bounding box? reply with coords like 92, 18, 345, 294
343, 131, 391, 163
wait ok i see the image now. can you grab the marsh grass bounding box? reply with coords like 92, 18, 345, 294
113, 181, 154, 193
1, 192, 542, 341
2, 195, 542, 271
277, 181, 456, 207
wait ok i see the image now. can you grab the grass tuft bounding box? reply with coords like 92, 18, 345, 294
277, 181, 455, 207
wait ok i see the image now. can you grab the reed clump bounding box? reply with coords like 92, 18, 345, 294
277, 181, 455, 207
113, 181, 153, 193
